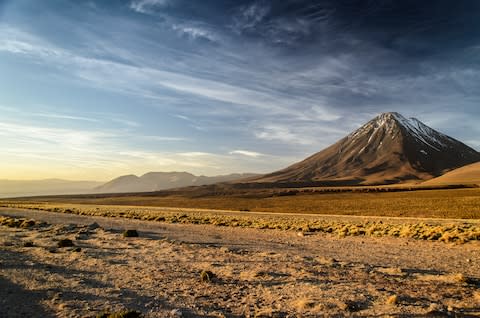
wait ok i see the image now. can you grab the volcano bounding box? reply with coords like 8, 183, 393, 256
251, 112, 480, 185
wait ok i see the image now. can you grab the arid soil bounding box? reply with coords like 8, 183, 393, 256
1, 209, 480, 317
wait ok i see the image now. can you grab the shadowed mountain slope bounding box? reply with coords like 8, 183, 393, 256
249, 112, 480, 185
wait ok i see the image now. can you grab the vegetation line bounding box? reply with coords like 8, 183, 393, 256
1, 203, 479, 244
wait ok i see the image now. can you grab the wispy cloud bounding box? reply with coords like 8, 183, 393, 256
231, 2, 316, 46
171, 24, 218, 42
178, 152, 212, 157
139, 136, 188, 142
0, 25, 345, 126
232, 2, 270, 33
129, 0, 171, 14
0, 121, 111, 151
253, 121, 346, 148
255, 124, 311, 145
32, 112, 99, 123
229, 150, 264, 158
110, 118, 140, 128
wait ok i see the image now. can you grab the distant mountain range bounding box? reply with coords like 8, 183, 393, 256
0, 173, 259, 197
248, 112, 480, 186
0, 179, 103, 198
94, 172, 259, 194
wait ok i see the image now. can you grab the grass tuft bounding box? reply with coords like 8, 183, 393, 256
200, 270, 215, 283
123, 229, 139, 237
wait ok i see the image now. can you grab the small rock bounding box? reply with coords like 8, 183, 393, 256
57, 239, 75, 248
87, 222, 101, 230
170, 309, 183, 317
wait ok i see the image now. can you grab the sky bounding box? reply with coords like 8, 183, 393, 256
1, 0, 479, 181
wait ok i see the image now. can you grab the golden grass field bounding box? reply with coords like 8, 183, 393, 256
2, 187, 480, 244
5, 186, 479, 219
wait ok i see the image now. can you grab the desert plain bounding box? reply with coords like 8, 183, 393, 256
1, 187, 480, 317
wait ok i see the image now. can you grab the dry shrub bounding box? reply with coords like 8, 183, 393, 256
200, 270, 215, 283
123, 229, 139, 237
292, 297, 316, 312
254, 307, 273, 318
416, 273, 468, 284
57, 239, 74, 248
96, 310, 141, 318
3, 200, 480, 243
386, 295, 398, 305
474, 291, 480, 303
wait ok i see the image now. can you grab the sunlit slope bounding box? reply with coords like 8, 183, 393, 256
422, 161, 480, 185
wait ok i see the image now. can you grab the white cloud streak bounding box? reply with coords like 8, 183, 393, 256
129, 0, 171, 14
229, 150, 264, 157
171, 24, 218, 42
32, 112, 99, 123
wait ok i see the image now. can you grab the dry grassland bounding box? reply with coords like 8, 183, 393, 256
6, 187, 479, 219
2, 197, 480, 243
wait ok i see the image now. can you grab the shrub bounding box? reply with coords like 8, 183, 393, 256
20, 220, 36, 228
200, 270, 215, 283
96, 310, 142, 318
386, 295, 398, 305
57, 239, 74, 248
123, 229, 139, 237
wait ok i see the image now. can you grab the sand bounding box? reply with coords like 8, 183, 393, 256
1, 209, 479, 317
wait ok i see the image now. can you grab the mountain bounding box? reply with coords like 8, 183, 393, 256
249, 112, 480, 185
422, 161, 480, 186
95, 172, 259, 194
0, 179, 103, 198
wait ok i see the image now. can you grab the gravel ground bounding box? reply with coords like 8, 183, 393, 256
1, 208, 479, 317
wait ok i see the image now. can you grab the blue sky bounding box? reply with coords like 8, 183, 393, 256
1, 0, 479, 181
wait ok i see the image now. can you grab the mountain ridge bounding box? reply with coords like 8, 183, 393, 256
95, 172, 260, 194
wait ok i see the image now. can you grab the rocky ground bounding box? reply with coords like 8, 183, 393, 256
1, 209, 479, 317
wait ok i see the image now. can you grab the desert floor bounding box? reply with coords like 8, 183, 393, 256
1, 208, 479, 317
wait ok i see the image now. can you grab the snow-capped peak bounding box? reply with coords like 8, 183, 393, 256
391, 114, 448, 151
347, 112, 454, 152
